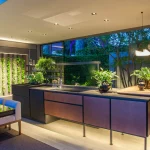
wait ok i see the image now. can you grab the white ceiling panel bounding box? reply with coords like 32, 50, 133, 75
0, 0, 149, 44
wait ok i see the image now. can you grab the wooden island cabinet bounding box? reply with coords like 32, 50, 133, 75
12, 85, 150, 150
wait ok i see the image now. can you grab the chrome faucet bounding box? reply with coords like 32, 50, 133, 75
58, 78, 63, 88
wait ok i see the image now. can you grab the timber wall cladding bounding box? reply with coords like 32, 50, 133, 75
0, 54, 26, 96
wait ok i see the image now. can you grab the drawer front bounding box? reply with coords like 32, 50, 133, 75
111, 99, 146, 137
44, 92, 82, 105
84, 96, 110, 129
45, 101, 83, 123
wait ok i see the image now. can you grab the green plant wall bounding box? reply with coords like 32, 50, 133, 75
0, 57, 2, 96
0, 55, 26, 96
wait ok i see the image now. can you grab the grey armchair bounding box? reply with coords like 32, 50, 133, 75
0, 98, 21, 135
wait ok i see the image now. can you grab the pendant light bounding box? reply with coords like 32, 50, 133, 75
135, 12, 150, 56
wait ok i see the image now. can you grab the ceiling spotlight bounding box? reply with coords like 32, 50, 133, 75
28, 30, 32, 33
68, 27, 73, 30
104, 19, 109, 22
43, 33, 47, 36
91, 12, 97, 15
54, 23, 59, 25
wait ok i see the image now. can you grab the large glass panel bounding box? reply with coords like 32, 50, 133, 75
42, 42, 63, 56
51, 42, 63, 56
41, 27, 150, 88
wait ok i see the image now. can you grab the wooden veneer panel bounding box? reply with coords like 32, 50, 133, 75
111, 99, 147, 137
84, 96, 110, 129
44, 92, 82, 105
45, 101, 82, 123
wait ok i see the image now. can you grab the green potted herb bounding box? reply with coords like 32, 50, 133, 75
92, 68, 118, 93
27, 72, 44, 85
131, 67, 150, 90
35, 57, 55, 83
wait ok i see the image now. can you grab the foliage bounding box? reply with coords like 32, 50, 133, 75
131, 67, 150, 81
7, 57, 11, 93
12, 58, 17, 84
1, 58, 6, 95
16, 57, 22, 84
35, 57, 55, 83
0, 56, 26, 96
0, 58, 2, 96
20, 58, 25, 83
27, 72, 44, 84
35, 57, 55, 73
92, 68, 119, 87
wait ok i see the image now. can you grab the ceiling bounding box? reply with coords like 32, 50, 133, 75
0, 0, 150, 44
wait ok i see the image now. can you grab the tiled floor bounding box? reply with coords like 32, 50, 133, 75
11, 119, 150, 150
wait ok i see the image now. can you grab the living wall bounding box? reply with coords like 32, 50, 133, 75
0, 54, 25, 96
42, 27, 150, 87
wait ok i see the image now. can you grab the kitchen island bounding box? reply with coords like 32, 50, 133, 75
12, 85, 150, 150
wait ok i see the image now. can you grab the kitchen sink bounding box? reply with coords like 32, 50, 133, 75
52, 88, 88, 93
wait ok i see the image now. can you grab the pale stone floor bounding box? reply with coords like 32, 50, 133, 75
11, 119, 150, 150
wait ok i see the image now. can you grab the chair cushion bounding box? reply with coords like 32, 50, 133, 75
0, 115, 15, 125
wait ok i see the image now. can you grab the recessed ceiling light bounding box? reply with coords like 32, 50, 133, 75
104, 19, 109, 22
91, 12, 97, 15
54, 23, 59, 25
43, 33, 47, 36
68, 27, 73, 30
28, 30, 32, 33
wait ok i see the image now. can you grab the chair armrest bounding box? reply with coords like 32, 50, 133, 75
0, 98, 4, 105
4, 100, 21, 121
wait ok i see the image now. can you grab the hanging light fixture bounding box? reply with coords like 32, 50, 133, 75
135, 12, 150, 56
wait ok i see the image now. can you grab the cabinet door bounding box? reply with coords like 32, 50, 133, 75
13, 95, 30, 118
45, 101, 82, 123
30, 89, 46, 123
111, 99, 146, 137
84, 96, 110, 129
44, 92, 82, 105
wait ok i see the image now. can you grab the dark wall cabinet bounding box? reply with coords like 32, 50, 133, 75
111, 99, 147, 137
13, 95, 30, 118
84, 96, 110, 129
12, 84, 35, 118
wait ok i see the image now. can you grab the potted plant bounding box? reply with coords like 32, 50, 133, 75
27, 72, 44, 85
35, 57, 55, 83
92, 68, 118, 93
131, 67, 150, 90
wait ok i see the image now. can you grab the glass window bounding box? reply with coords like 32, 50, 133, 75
51, 42, 63, 56
42, 44, 51, 56
42, 42, 63, 56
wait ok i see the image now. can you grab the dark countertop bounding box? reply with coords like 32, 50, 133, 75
30, 86, 150, 102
